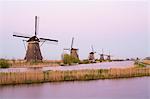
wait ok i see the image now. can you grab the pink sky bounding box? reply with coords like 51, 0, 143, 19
0, 0, 149, 60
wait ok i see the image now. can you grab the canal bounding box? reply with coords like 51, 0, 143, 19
0, 77, 149, 99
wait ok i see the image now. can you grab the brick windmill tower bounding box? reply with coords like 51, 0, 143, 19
104, 52, 113, 61
99, 49, 105, 62
13, 16, 58, 62
99, 49, 113, 62
88, 45, 96, 62
70, 37, 79, 59
64, 37, 79, 59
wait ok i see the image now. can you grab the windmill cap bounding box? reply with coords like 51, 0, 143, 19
71, 48, 78, 50
27, 36, 40, 42
90, 52, 94, 54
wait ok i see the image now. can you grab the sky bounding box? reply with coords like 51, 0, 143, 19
0, 0, 149, 60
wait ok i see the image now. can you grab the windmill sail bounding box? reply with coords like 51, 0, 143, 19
13, 34, 30, 39
91, 45, 94, 52
13, 32, 31, 39
35, 16, 37, 36
71, 37, 74, 49
39, 37, 58, 42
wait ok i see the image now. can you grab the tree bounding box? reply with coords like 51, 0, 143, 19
63, 54, 80, 65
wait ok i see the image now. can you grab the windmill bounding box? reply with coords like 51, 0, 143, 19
99, 49, 113, 62
13, 16, 58, 62
99, 49, 105, 61
64, 37, 79, 59
88, 45, 96, 62
104, 52, 113, 61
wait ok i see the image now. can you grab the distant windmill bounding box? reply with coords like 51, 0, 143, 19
13, 16, 58, 62
104, 52, 113, 61
64, 37, 79, 59
99, 49, 105, 61
99, 49, 113, 61
88, 45, 96, 62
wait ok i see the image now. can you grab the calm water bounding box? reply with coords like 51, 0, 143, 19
0, 77, 149, 99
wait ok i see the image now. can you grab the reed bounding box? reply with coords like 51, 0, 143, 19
7, 59, 62, 68
134, 60, 150, 68
0, 67, 149, 85
142, 60, 150, 65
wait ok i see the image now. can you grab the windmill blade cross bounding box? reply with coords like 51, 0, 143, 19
71, 37, 74, 49
13, 34, 31, 39
35, 16, 39, 36
39, 39, 58, 46
91, 45, 96, 53
39, 37, 58, 42
102, 49, 104, 54
103, 54, 113, 57
64, 48, 70, 50
35, 16, 37, 36
91, 45, 94, 52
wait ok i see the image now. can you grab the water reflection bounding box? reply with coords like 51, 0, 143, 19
0, 77, 149, 99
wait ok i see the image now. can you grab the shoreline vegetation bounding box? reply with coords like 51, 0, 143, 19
0, 59, 62, 68
0, 58, 149, 85
1, 58, 149, 68
0, 67, 149, 85
0, 54, 141, 68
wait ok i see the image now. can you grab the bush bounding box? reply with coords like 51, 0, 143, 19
63, 54, 80, 65
134, 61, 146, 68
29, 60, 42, 65
0, 59, 10, 68
79, 59, 90, 64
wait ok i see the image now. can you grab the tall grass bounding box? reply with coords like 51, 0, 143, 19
8, 60, 61, 68
134, 60, 150, 68
142, 60, 150, 65
0, 67, 149, 85
134, 61, 146, 67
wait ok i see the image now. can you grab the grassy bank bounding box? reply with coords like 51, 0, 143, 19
134, 60, 150, 68
0, 67, 149, 85
0, 59, 62, 68
142, 60, 150, 65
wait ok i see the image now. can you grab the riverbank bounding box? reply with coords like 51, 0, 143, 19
0, 58, 135, 68
0, 59, 61, 68
0, 67, 149, 85
142, 60, 150, 65
0, 61, 134, 72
